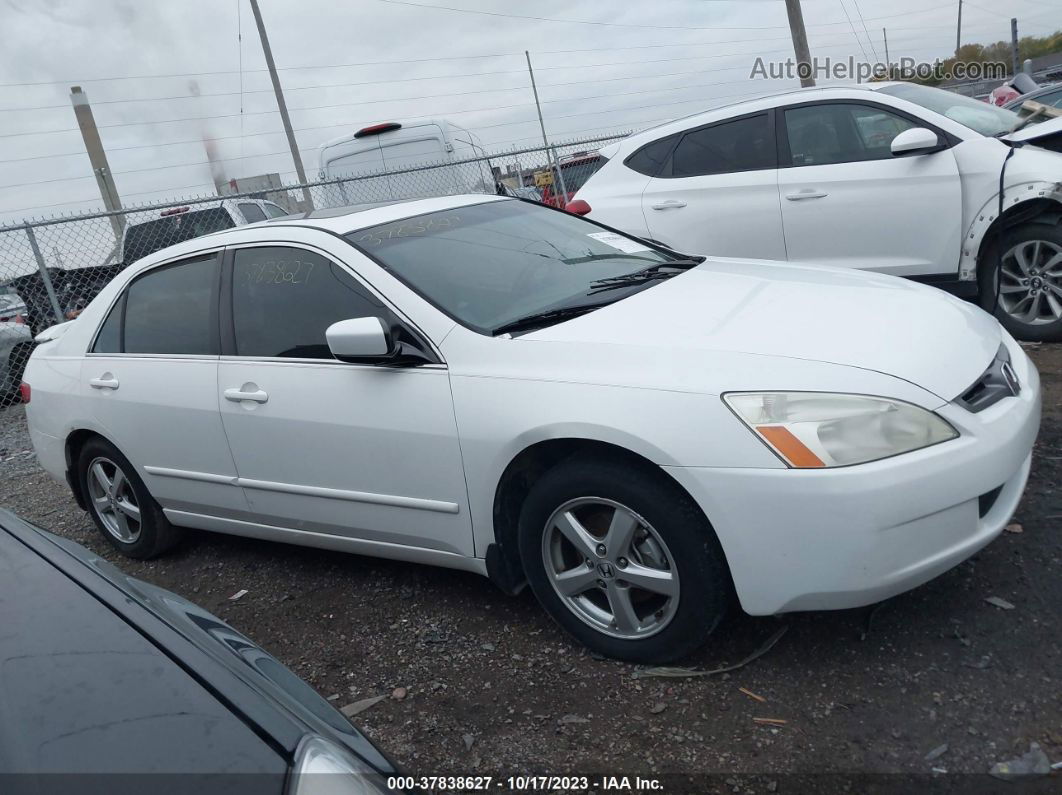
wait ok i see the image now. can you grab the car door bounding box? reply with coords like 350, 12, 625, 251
216, 240, 474, 556
777, 100, 963, 276
83, 250, 247, 517
640, 111, 787, 259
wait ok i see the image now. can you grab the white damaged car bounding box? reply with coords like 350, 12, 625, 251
23, 196, 1040, 662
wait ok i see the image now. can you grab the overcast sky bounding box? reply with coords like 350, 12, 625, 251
0, 0, 1057, 227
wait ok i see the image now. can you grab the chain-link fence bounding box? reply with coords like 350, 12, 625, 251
0, 131, 626, 409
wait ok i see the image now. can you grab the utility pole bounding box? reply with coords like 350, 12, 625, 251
955, 0, 963, 57
525, 51, 568, 204
248, 0, 313, 211
883, 27, 890, 74
1011, 18, 1020, 76
69, 86, 123, 244
783, 0, 815, 87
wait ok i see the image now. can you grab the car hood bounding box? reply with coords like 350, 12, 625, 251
526, 258, 1001, 401
999, 113, 1062, 144
1, 512, 395, 773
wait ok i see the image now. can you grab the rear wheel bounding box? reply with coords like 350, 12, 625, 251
77, 437, 184, 559
518, 455, 731, 663
978, 222, 1062, 342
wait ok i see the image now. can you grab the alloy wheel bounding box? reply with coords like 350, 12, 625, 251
86, 456, 142, 544
541, 497, 680, 640
997, 239, 1062, 325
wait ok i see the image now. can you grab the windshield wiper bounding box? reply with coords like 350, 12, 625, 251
587, 258, 703, 293
492, 302, 613, 336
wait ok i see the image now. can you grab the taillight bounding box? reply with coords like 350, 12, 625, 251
566, 199, 591, 216
18, 382, 30, 403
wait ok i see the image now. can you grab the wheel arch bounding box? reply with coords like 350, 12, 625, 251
966, 188, 1062, 281
64, 427, 118, 510
487, 437, 720, 595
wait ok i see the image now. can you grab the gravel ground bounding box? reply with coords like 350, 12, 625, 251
1, 346, 1059, 788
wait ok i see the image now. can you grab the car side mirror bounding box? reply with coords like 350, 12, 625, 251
891, 127, 943, 157
325, 317, 397, 363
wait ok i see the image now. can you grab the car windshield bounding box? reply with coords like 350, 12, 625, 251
877, 83, 1025, 137
345, 200, 686, 335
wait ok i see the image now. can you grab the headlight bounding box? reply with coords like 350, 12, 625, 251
289, 735, 393, 795
723, 392, 958, 468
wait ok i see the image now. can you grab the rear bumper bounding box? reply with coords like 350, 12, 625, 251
665, 343, 1040, 616
28, 426, 66, 484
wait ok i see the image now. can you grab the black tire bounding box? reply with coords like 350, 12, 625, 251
77, 437, 184, 559
517, 454, 732, 663
978, 221, 1062, 342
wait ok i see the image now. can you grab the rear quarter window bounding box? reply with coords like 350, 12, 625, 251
624, 134, 680, 177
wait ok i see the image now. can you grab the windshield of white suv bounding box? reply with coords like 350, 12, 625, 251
345, 200, 695, 335
878, 83, 1022, 137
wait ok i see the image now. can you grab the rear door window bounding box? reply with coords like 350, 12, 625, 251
122, 254, 219, 355
92, 299, 123, 354
670, 114, 774, 178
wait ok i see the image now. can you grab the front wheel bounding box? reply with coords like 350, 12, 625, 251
978, 222, 1062, 342
517, 456, 732, 663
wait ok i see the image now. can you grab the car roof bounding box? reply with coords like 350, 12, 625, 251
247, 194, 506, 235
121, 195, 509, 272
621, 82, 896, 145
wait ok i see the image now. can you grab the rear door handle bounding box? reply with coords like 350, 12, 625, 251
89, 375, 119, 390
224, 387, 269, 404
785, 190, 828, 201
651, 200, 687, 210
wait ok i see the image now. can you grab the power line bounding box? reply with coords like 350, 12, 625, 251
837, 0, 871, 63
0, 16, 1043, 141
0, 19, 1019, 115
373, 0, 946, 32
0, 74, 773, 189
1, 3, 1053, 91
852, 0, 881, 61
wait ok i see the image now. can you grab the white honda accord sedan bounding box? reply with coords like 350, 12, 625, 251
23, 195, 1040, 662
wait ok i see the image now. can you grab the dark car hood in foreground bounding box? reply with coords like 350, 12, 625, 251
0, 509, 394, 784
0, 521, 284, 785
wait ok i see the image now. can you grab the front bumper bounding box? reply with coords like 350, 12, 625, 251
665, 342, 1041, 616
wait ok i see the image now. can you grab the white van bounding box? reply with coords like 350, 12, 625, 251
316, 120, 497, 205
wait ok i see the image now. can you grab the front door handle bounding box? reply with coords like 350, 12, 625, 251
89, 375, 119, 390
651, 200, 687, 210
224, 387, 269, 404
785, 190, 828, 201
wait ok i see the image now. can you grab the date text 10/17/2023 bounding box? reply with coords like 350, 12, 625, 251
385, 775, 664, 791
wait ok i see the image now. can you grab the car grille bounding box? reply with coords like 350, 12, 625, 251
956, 344, 1021, 413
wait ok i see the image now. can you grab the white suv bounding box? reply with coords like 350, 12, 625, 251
23, 196, 1039, 662
573, 83, 1062, 341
